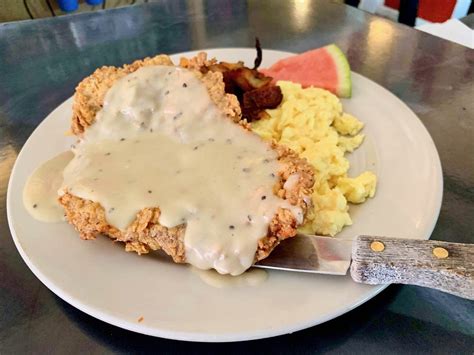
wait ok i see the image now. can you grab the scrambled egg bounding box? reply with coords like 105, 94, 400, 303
251, 81, 377, 236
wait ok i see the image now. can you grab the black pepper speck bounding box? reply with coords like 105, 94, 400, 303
120, 138, 125, 141
33, 204, 37, 208
183, 83, 188, 88
261, 195, 267, 200
105, 152, 111, 156
229, 225, 235, 229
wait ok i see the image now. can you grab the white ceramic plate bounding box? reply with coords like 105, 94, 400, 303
7, 49, 443, 342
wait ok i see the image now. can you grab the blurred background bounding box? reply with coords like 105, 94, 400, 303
1, 0, 473, 26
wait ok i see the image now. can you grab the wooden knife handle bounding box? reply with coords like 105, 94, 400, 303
350, 235, 474, 300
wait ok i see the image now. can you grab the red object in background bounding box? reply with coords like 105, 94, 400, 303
385, 0, 400, 8
384, 0, 457, 22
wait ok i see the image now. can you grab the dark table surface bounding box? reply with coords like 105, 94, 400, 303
1, 1, 473, 353
460, 13, 474, 28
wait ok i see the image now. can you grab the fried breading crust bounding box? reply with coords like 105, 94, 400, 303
71, 54, 241, 134
62, 53, 314, 265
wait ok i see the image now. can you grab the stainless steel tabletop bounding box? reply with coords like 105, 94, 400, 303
1, 1, 473, 353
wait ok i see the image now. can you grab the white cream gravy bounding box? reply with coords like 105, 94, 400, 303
23, 151, 73, 222
191, 267, 268, 288
26, 65, 302, 275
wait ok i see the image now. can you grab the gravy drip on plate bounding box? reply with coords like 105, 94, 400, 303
191, 267, 268, 288
23, 151, 73, 222
28, 65, 301, 275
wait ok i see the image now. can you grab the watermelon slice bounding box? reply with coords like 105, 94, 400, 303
260, 44, 352, 98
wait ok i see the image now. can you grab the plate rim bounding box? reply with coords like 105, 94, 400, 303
6, 48, 443, 342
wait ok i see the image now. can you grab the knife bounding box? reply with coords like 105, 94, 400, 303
255, 235, 474, 300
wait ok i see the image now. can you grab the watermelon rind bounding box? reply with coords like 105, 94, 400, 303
325, 44, 352, 98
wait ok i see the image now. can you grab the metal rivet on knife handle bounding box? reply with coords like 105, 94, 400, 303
370, 241, 385, 252
351, 236, 474, 300
433, 247, 449, 259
